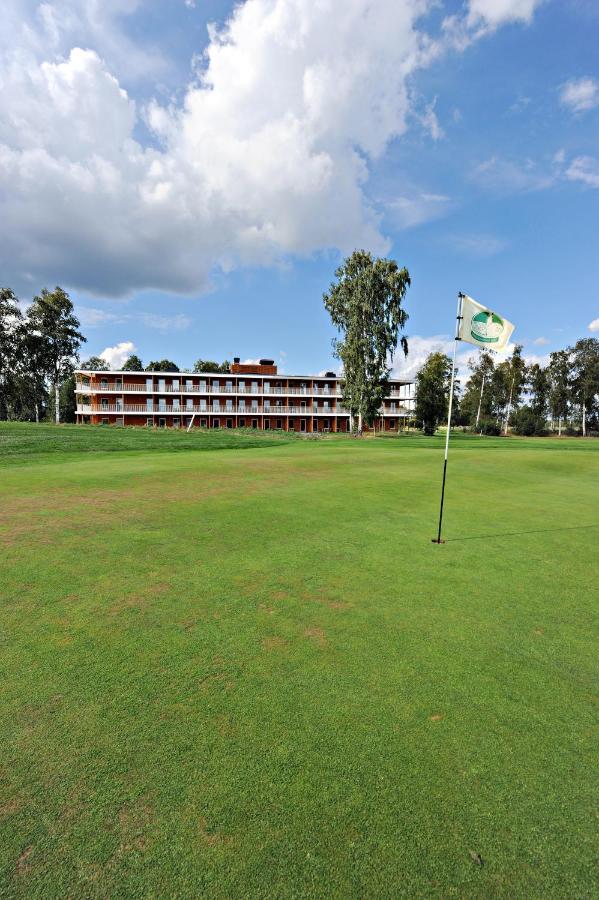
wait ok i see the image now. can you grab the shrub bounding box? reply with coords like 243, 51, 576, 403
511, 406, 547, 436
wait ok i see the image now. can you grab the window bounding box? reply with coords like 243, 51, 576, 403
389, 418, 396, 429
251, 381, 258, 393
200, 418, 207, 428
199, 380, 206, 392
186, 379, 192, 391
173, 418, 180, 428
212, 380, 219, 391
115, 379, 122, 389
158, 398, 167, 411
101, 398, 109, 409
264, 399, 270, 409
251, 399, 258, 409
100, 379, 108, 389
185, 417, 192, 428
239, 380, 246, 392
239, 418, 245, 427
146, 378, 153, 391
264, 382, 270, 393
239, 399, 246, 410
116, 399, 123, 410
186, 398, 193, 409
101, 417, 109, 425
172, 379, 179, 391
300, 419, 306, 432
264, 420, 270, 430
113, 417, 121, 426
226, 380, 232, 392
173, 398, 180, 410
251, 419, 258, 429
276, 419, 282, 430
226, 418, 233, 429
323, 401, 330, 410
200, 399, 207, 410
159, 418, 166, 428
146, 398, 153, 411
147, 417, 153, 427
226, 399, 233, 410
212, 419, 220, 428
289, 419, 295, 429
391, 401, 397, 412
159, 379, 165, 392
212, 399, 219, 410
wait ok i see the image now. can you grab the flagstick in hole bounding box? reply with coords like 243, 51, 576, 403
432, 292, 515, 544
432, 292, 463, 544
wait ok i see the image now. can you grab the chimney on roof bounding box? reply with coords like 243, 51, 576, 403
233, 357, 240, 363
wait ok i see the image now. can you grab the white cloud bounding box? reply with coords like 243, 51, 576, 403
532, 336, 549, 345
449, 233, 507, 257
467, 0, 543, 29
472, 156, 555, 192
78, 307, 191, 330
385, 192, 452, 229
391, 334, 455, 381
565, 156, 599, 188
589, 319, 599, 332
559, 77, 599, 113
0, 0, 545, 297
99, 340, 136, 368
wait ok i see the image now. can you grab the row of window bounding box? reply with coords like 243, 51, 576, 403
98, 417, 400, 430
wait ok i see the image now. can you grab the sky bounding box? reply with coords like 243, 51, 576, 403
1, 0, 598, 379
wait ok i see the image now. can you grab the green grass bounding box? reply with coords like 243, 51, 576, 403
1, 423, 597, 898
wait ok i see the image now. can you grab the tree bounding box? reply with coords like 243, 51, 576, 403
80, 355, 109, 370
0, 288, 23, 420
502, 344, 527, 433
511, 405, 546, 436
548, 350, 571, 435
26, 287, 86, 424
527, 363, 550, 419
323, 250, 410, 429
48, 374, 77, 423
415, 352, 454, 436
122, 354, 144, 371
145, 359, 179, 372
569, 338, 599, 437
460, 350, 495, 428
194, 359, 230, 373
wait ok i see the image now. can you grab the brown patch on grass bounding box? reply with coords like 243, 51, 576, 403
270, 590, 289, 602
533, 628, 544, 636
15, 846, 33, 875
430, 714, 443, 722
262, 636, 287, 650
116, 799, 154, 854
258, 604, 275, 615
302, 590, 350, 611
0, 797, 22, 818
109, 581, 171, 616
303, 627, 327, 647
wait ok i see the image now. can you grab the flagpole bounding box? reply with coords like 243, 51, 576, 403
433, 292, 463, 544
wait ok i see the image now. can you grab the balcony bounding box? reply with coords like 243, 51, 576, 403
77, 404, 352, 416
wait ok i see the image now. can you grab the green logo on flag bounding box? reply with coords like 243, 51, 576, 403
471, 310, 505, 344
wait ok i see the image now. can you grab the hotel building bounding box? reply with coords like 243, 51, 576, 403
75, 358, 415, 432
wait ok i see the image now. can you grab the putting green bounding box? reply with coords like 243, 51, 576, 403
1, 424, 597, 897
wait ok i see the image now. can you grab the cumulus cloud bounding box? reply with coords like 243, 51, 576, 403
467, 0, 543, 29
449, 233, 507, 256
99, 340, 136, 368
78, 306, 191, 330
391, 334, 455, 381
532, 336, 549, 345
559, 77, 599, 113
565, 156, 599, 188
589, 319, 599, 332
0, 0, 544, 297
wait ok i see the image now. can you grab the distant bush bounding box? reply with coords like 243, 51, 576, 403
511, 407, 547, 436
477, 418, 501, 436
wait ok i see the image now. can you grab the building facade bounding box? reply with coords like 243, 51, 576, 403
75, 358, 415, 432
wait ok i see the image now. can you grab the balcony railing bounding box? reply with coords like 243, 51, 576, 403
76, 382, 412, 400
77, 403, 411, 416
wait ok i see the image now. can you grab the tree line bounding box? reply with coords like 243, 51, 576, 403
415, 340, 599, 437
0, 285, 239, 423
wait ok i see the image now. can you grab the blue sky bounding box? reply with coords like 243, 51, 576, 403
1, 0, 597, 378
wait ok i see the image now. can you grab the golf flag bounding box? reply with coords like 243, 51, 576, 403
458, 295, 515, 352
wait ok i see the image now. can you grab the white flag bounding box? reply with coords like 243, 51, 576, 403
458, 294, 515, 352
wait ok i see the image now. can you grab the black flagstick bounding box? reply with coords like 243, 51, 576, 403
432, 292, 464, 544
